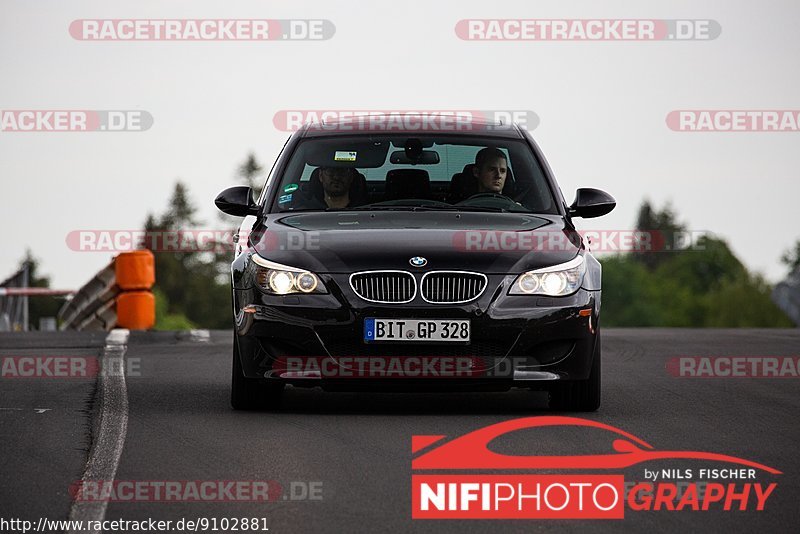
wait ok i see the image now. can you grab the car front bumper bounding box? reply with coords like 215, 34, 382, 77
233, 274, 600, 389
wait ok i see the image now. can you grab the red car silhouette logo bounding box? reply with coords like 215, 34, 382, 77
412, 416, 781, 473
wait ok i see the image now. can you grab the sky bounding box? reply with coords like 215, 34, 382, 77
1, 0, 799, 289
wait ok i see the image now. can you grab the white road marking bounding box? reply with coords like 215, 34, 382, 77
189, 329, 211, 342
67, 329, 130, 534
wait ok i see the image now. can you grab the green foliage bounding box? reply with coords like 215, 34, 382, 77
781, 240, 800, 271
653, 235, 747, 291
631, 200, 686, 271
145, 181, 233, 330
598, 256, 662, 326
602, 206, 793, 327
142, 153, 264, 329
238, 152, 264, 199
702, 274, 793, 327
153, 287, 196, 330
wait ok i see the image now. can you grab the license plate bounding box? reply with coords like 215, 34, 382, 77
364, 318, 470, 342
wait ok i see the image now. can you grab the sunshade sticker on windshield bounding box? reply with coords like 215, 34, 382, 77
334, 151, 357, 162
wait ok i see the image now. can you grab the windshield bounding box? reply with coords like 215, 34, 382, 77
269, 135, 558, 214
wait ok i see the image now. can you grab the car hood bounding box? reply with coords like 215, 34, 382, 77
250, 211, 582, 274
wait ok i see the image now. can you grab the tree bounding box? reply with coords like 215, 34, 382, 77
153, 287, 196, 330
654, 235, 746, 293
7, 251, 64, 330
601, 201, 792, 327
159, 182, 197, 229
598, 255, 663, 326
781, 239, 800, 271
703, 273, 793, 327
218, 153, 264, 226
237, 152, 264, 198
632, 200, 686, 270
144, 181, 232, 329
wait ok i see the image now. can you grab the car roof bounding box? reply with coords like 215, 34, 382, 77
298, 113, 525, 139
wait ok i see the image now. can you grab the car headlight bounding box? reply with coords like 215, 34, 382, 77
251, 254, 327, 295
509, 255, 585, 296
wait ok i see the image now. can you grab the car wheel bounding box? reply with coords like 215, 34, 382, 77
231, 334, 284, 411
548, 333, 601, 412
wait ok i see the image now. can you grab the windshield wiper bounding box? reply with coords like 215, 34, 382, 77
286, 204, 528, 214
339, 205, 443, 212
448, 206, 511, 213
281, 207, 329, 212
331, 205, 525, 213
282, 206, 442, 213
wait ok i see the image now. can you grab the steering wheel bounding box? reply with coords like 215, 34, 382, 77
456, 191, 532, 212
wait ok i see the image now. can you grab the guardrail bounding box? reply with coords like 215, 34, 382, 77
59, 250, 156, 331
0, 288, 74, 296
0, 262, 32, 331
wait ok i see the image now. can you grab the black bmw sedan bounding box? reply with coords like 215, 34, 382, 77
215, 118, 615, 411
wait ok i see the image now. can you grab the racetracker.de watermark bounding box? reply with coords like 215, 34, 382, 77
453, 230, 711, 253
272, 110, 540, 131
66, 229, 714, 254
271, 356, 593, 379
65, 229, 320, 253
0, 110, 153, 132
455, 19, 721, 41
69, 480, 322, 502
0, 356, 142, 378
69, 19, 335, 40
667, 356, 800, 378
666, 110, 800, 131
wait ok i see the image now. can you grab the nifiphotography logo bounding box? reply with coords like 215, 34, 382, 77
411, 417, 780, 519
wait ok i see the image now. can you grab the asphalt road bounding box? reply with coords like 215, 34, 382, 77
0, 332, 106, 526
1, 328, 798, 533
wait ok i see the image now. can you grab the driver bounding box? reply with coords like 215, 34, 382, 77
473, 147, 508, 194
318, 166, 355, 209
291, 166, 358, 210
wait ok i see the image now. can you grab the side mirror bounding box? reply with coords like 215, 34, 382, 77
215, 186, 259, 217
569, 188, 616, 218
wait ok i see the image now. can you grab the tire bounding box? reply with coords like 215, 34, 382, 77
231, 334, 283, 411
548, 333, 601, 412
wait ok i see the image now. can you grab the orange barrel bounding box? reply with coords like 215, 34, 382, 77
115, 250, 155, 290
116, 291, 156, 330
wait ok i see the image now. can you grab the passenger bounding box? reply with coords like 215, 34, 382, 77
472, 147, 508, 194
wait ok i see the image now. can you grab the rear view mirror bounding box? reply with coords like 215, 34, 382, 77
569, 188, 616, 218
215, 186, 259, 217
389, 150, 440, 165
